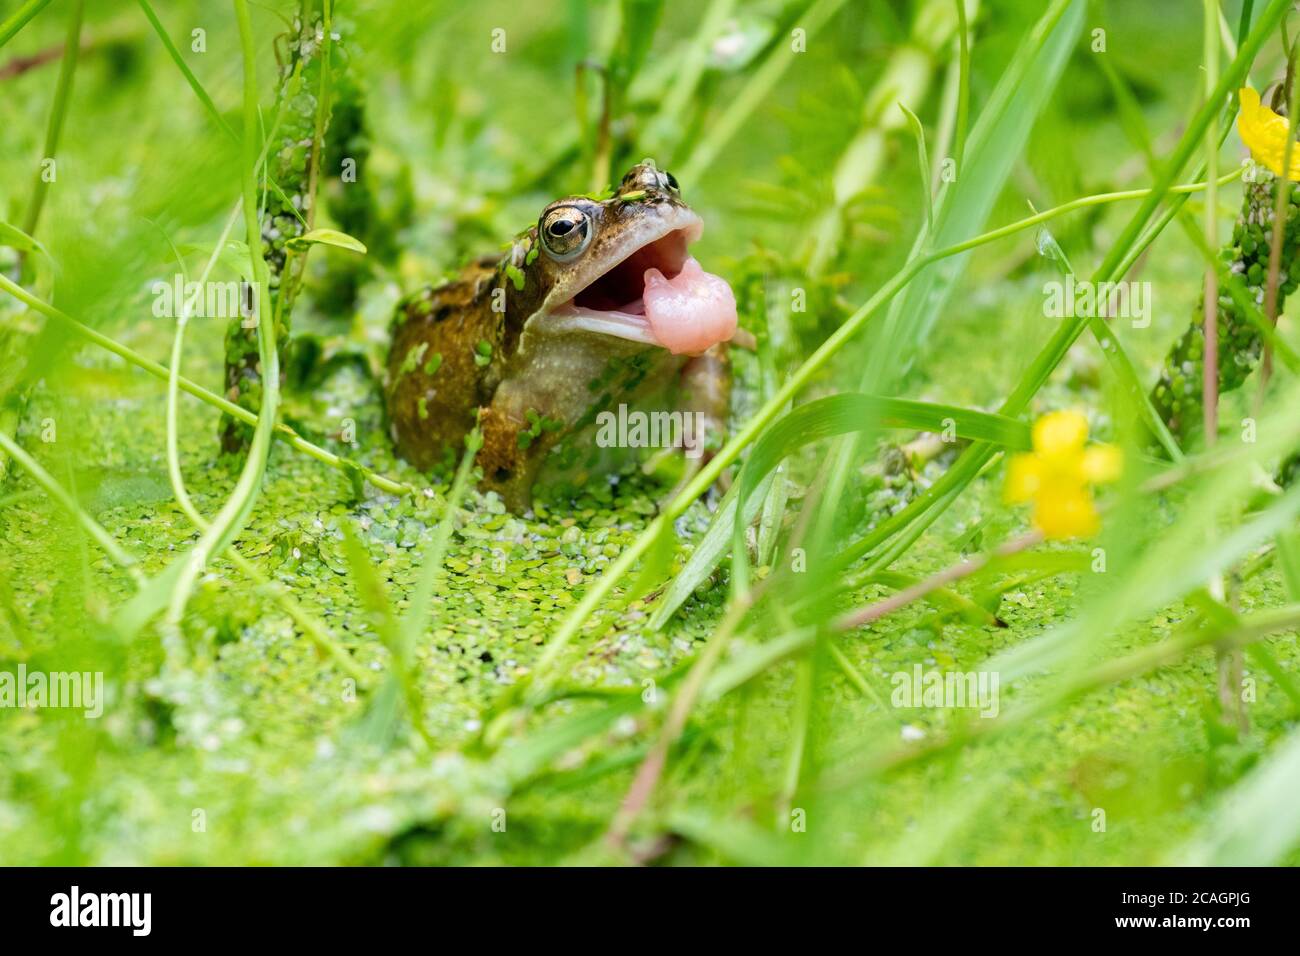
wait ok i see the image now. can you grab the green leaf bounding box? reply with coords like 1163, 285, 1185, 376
624, 515, 677, 605
285, 228, 368, 255
899, 102, 932, 235
0, 219, 48, 257
338, 521, 400, 652
647, 471, 773, 630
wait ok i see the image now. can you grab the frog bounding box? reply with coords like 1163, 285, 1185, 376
384, 161, 738, 511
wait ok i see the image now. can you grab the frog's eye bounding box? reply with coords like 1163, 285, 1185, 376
650, 167, 681, 196
540, 206, 593, 261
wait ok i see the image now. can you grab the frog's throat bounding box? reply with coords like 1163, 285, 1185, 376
531, 207, 704, 348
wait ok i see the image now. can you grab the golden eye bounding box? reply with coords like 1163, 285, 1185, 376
539, 206, 592, 261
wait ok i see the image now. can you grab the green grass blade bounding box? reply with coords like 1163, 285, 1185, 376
0, 0, 54, 50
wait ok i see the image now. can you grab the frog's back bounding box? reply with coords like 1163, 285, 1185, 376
385, 257, 501, 470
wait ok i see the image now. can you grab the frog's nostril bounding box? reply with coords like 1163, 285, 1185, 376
494, 468, 512, 481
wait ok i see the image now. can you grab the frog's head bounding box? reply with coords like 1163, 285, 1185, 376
508, 161, 737, 356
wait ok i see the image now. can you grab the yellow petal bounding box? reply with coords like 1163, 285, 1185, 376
1080, 444, 1123, 484
1237, 87, 1300, 181
1032, 410, 1088, 457
1004, 454, 1042, 503
1033, 486, 1099, 540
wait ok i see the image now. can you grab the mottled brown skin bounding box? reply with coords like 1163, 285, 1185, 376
385, 163, 732, 511
386, 256, 502, 470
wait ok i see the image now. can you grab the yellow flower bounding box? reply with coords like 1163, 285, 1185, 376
1004, 410, 1122, 539
1237, 87, 1300, 180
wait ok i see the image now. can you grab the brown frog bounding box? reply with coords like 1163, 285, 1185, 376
384, 162, 737, 511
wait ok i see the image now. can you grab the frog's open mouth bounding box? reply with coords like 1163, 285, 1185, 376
543, 213, 738, 356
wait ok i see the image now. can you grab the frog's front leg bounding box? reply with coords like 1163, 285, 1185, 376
476, 373, 576, 513
477, 401, 547, 513
678, 343, 731, 463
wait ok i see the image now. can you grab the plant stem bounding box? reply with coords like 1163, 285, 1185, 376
835, 531, 1042, 630
1, 0, 82, 484
222, 0, 336, 451
21, 0, 81, 238
165, 206, 242, 526
952, 0, 971, 170
162, 0, 282, 632
1202, 0, 1221, 444
160, 204, 369, 684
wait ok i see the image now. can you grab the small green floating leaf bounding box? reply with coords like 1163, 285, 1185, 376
399, 342, 428, 375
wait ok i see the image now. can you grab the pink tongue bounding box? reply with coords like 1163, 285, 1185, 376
642, 256, 738, 355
